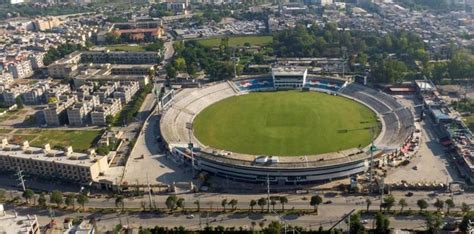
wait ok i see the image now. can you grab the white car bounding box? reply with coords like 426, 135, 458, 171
186, 214, 194, 219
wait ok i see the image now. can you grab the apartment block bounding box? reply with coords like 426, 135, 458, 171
28, 52, 45, 69
0, 139, 109, 184
2, 85, 28, 105
44, 84, 71, 102
67, 95, 99, 126
47, 51, 82, 78
81, 51, 160, 64
7, 60, 33, 79
113, 81, 139, 104
43, 95, 76, 126
0, 205, 40, 234
91, 98, 122, 126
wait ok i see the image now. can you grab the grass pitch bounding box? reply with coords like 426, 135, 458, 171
193, 91, 380, 156
197, 36, 273, 48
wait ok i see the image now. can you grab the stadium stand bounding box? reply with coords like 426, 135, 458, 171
233, 78, 274, 92
304, 77, 346, 92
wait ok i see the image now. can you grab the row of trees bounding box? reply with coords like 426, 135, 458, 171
0, 3, 91, 20
166, 40, 239, 81
116, 84, 153, 125
43, 43, 85, 66
364, 195, 471, 215
21, 189, 88, 210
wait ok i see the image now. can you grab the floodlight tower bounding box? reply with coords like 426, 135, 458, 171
231, 49, 240, 79
186, 122, 195, 177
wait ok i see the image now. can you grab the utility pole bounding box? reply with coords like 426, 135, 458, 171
231, 49, 239, 79
368, 127, 376, 189
16, 167, 26, 192
146, 173, 154, 209
267, 174, 270, 213
186, 122, 194, 177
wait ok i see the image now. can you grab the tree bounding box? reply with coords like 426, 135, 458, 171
270, 199, 277, 211
38, 193, 47, 207
176, 198, 185, 210
165, 64, 177, 80
76, 194, 88, 211
65, 194, 75, 209
417, 199, 428, 212
461, 202, 471, 214
382, 195, 395, 212
266, 221, 282, 234
15, 96, 24, 109
257, 198, 267, 212
366, 198, 372, 212
445, 199, 455, 214
221, 199, 228, 212
433, 198, 444, 212
50, 190, 63, 207
0, 189, 6, 202
399, 198, 407, 212
425, 212, 443, 233
194, 200, 200, 212
250, 199, 257, 212
279, 196, 288, 211
460, 212, 474, 233
310, 195, 323, 213
349, 213, 366, 234
165, 195, 177, 210
375, 212, 390, 234
22, 189, 34, 205
173, 57, 187, 72
229, 199, 238, 211
115, 195, 125, 211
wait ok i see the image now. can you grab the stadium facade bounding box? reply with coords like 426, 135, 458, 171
160, 71, 415, 184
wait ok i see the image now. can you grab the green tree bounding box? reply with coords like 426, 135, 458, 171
0, 189, 6, 202
22, 189, 34, 205
399, 198, 407, 212
229, 199, 238, 211
383, 195, 395, 211
279, 196, 288, 211
115, 195, 125, 211
270, 199, 277, 211
15, 96, 24, 109
194, 200, 200, 212
366, 198, 372, 212
459, 212, 474, 233
50, 190, 63, 207
310, 195, 323, 213
176, 198, 185, 210
257, 197, 267, 212
461, 202, 471, 214
37, 193, 47, 207
173, 57, 187, 72
445, 199, 455, 214
165, 195, 177, 210
221, 198, 228, 212
266, 221, 282, 234
417, 199, 428, 212
165, 64, 177, 79
65, 194, 75, 209
349, 213, 366, 234
375, 212, 390, 234
76, 194, 88, 211
425, 212, 443, 233
250, 199, 257, 212
433, 198, 444, 212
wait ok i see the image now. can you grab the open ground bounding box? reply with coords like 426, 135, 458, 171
196, 35, 273, 47
0, 128, 102, 152
193, 91, 380, 156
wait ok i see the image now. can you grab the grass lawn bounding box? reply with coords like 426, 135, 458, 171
5, 129, 102, 152
197, 36, 273, 48
104, 44, 145, 52
194, 91, 380, 156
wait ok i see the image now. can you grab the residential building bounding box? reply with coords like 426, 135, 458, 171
113, 81, 139, 104
81, 51, 160, 64
0, 204, 40, 234
47, 51, 82, 78
0, 139, 109, 184
28, 52, 45, 69
43, 95, 76, 126
91, 98, 122, 126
